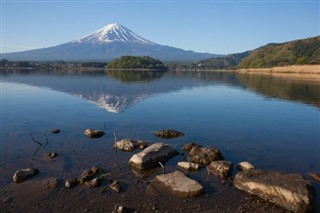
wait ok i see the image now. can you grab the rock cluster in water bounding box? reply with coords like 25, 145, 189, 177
11, 128, 317, 213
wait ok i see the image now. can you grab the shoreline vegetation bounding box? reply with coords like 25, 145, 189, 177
236, 65, 320, 82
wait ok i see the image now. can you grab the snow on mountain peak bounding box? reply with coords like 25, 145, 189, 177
73, 23, 153, 44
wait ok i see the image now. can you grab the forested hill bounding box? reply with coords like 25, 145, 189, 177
106, 56, 167, 70
238, 36, 320, 68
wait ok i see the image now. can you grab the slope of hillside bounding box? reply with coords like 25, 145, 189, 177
238, 36, 320, 68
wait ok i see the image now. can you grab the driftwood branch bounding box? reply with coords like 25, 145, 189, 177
28, 131, 43, 161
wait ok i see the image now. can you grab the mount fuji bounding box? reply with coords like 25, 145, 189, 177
1, 23, 219, 62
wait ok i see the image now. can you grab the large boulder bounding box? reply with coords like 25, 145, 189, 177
183, 143, 224, 165
113, 139, 149, 152
207, 161, 233, 179
234, 169, 316, 213
129, 142, 178, 170
154, 129, 184, 139
154, 171, 203, 198
13, 168, 39, 183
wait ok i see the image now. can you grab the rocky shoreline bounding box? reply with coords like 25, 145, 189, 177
2, 129, 319, 212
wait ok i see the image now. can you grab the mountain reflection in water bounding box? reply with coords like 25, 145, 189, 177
1, 69, 319, 113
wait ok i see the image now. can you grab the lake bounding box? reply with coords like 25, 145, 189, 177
1, 70, 319, 212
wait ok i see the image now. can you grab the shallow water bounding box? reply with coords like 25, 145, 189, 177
1, 70, 319, 212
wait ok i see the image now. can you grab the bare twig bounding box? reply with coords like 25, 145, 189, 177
133, 121, 136, 138
159, 162, 165, 174
28, 131, 43, 161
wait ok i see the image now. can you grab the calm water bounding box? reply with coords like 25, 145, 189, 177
1, 70, 319, 211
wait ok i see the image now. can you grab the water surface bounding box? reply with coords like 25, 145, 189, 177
1, 70, 319, 212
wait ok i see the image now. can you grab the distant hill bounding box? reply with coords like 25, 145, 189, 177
238, 36, 320, 68
167, 51, 249, 70
106, 56, 167, 70
197, 51, 250, 69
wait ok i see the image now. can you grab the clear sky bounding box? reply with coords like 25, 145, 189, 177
1, 0, 319, 54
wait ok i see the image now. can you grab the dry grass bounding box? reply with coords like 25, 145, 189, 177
237, 65, 320, 82
237, 65, 320, 74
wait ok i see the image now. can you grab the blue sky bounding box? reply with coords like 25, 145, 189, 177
1, 0, 319, 54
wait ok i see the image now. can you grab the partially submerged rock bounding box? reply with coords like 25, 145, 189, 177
183, 143, 224, 165
13, 168, 39, 183
154, 170, 203, 198
113, 139, 149, 152
207, 161, 233, 179
237, 161, 255, 171
110, 180, 121, 193
84, 129, 105, 138
154, 129, 184, 139
50, 129, 61, 134
44, 151, 58, 159
129, 142, 178, 170
234, 169, 316, 213
177, 161, 200, 171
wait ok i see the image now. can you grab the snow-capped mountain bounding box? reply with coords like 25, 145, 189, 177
73, 23, 153, 44
1, 23, 219, 62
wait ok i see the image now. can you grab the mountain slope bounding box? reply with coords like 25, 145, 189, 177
1, 23, 218, 62
238, 36, 320, 68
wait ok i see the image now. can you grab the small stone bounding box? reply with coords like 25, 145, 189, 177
154, 129, 184, 139
237, 161, 255, 171
13, 168, 39, 183
177, 161, 200, 171
113, 206, 134, 213
110, 180, 121, 193
84, 129, 105, 138
86, 177, 104, 188
50, 129, 61, 134
78, 166, 103, 184
44, 151, 58, 159
207, 161, 233, 179
65, 178, 78, 188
